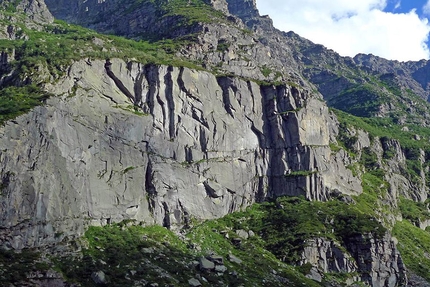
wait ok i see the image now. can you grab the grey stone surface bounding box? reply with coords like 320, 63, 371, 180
199, 257, 215, 271
17, 0, 54, 24
0, 59, 360, 249
215, 265, 227, 273
301, 235, 407, 287
91, 271, 107, 285
228, 254, 242, 264
188, 278, 202, 287
235, 229, 249, 239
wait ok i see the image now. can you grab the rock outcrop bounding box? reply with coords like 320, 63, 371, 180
302, 234, 407, 286
0, 58, 360, 249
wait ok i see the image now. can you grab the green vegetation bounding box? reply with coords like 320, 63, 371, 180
0, 248, 49, 283
0, 85, 50, 125
57, 223, 194, 286
1, 20, 202, 77
122, 166, 136, 174
260, 65, 273, 77
331, 80, 430, 283
393, 220, 430, 281
161, 0, 228, 25
285, 170, 317, 177
330, 83, 386, 117
53, 217, 322, 287
46, 196, 386, 286
399, 197, 430, 226
253, 197, 386, 262
1, 0, 23, 13
334, 107, 430, 197
334, 109, 430, 157
216, 41, 230, 52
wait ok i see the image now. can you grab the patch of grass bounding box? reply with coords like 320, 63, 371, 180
399, 197, 430, 226
330, 83, 387, 117
393, 220, 430, 281
285, 170, 317, 177
0, 85, 50, 125
54, 219, 322, 286
260, 65, 272, 77
329, 142, 342, 153
57, 223, 194, 286
334, 109, 430, 154
216, 41, 230, 53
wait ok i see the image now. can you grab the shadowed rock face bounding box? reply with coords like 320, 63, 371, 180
302, 234, 407, 287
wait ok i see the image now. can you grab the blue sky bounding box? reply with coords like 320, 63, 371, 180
257, 0, 430, 61
384, 0, 425, 14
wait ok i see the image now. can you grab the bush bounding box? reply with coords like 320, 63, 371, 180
0, 85, 50, 125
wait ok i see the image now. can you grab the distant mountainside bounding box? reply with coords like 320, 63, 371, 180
1, 0, 430, 286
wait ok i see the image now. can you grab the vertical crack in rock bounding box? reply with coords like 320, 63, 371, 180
260, 85, 286, 198
217, 76, 236, 118
104, 59, 135, 102
246, 80, 257, 114
143, 64, 159, 115
164, 66, 176, 139
133, 64, 145, 106
145, 157, 157, 215
177, 199, 190, 227
162, 202, 170, 228
199, 126, 208, 156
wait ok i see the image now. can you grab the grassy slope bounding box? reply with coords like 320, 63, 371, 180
334, 109, 430, 281
53, 217, 323, 287
42, 196, 385, 286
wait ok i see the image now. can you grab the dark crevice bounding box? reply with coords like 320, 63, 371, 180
104, 59, 135, 102
133, 69, 145, 106
217, 76, 235, 118
143, 64, 159, 115
164, 66, 176, 139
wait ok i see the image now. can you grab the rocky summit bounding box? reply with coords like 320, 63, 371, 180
1, 0, 430, 286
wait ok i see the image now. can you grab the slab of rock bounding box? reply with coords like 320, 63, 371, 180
228, 254, 242, 264
91, 270, 107, 285
199, 257, 215, 270
235, 229, 249, 239
215, 265, 227, 273
188, 278, 202, 287
208, 255, 224, 265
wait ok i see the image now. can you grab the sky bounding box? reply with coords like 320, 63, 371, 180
256, 0, 430, 62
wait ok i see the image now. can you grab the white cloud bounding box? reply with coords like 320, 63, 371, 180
256, 0, 430, 61
394, 1, 401, 10
424, 0, 430, 16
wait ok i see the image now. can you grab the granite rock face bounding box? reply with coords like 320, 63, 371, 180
0, 58, 361, 249
0, 1, 419, 286
17, 0, 54, 24
302, 234, 407, 287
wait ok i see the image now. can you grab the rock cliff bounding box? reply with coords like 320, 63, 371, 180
1, 0, 429, 286
0, 58, 360, 249
302, 234, 407, 287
